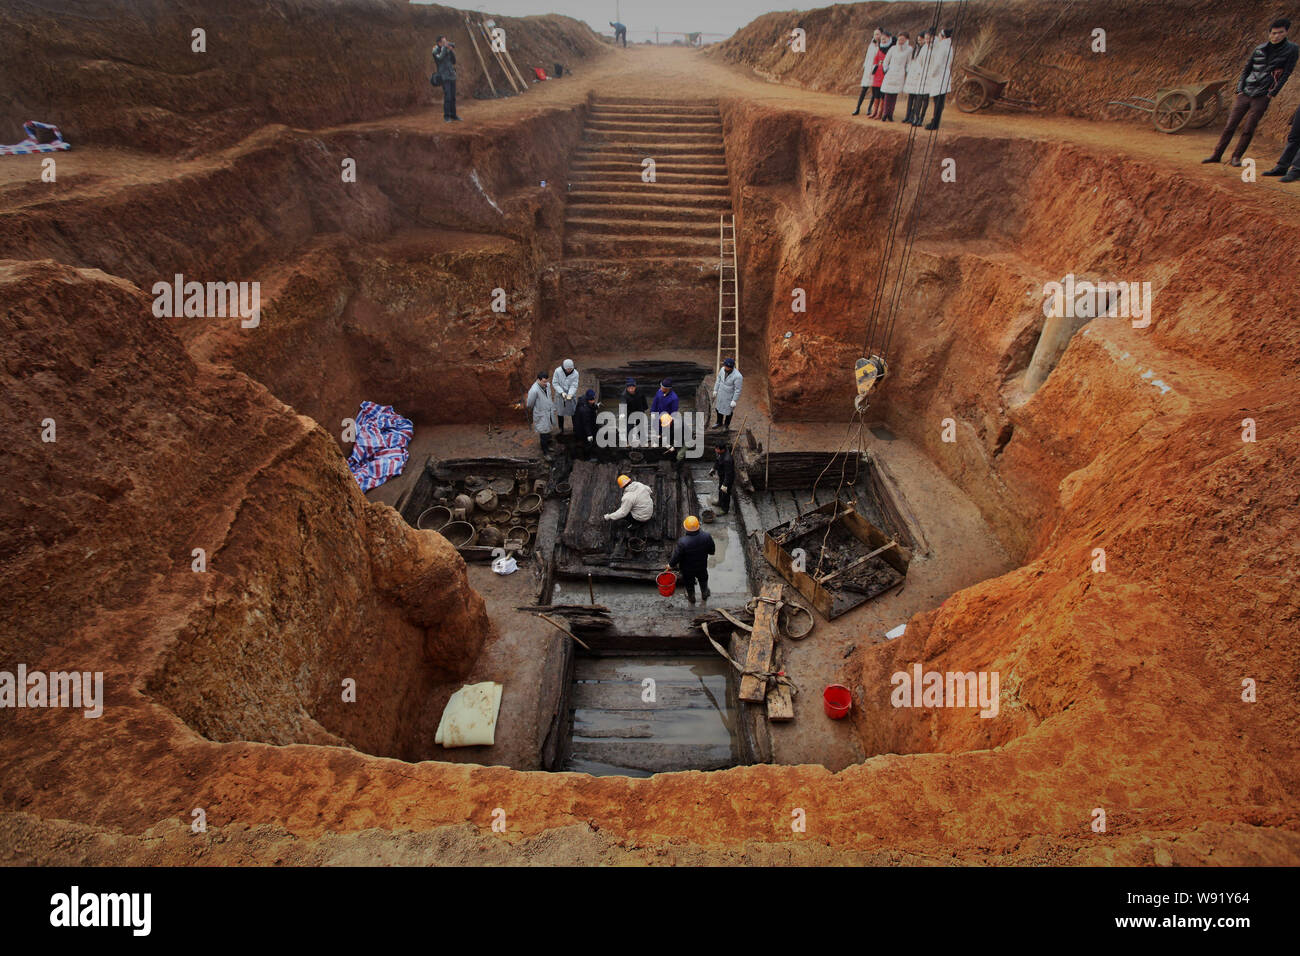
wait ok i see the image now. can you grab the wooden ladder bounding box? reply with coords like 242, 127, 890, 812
717, 213, 740, 378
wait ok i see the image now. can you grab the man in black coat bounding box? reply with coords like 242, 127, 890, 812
667, 516, 715, 604
1264, 98, 1300, 181
711, 443, 736, 515
1204, 19, 1297, 166
433, 36, 461, 122
573, 389, 601, 461
621, 377, 647, 450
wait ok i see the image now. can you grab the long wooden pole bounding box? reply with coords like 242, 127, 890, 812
462, 12, 496, 97
477, 18, 522, 92
486, 20, 526, 93
536, 613, 592, 651
502, 42, 529, 90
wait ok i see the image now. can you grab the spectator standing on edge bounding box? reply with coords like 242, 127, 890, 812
879, 32, 911, 122
868, 33, 894, 119
1263, 96, 1300, 181
923, 26, 955, 129
1203, 19, 1297, 167
433, 35, 460, 123
853, 29, 886, 116
903, 31, 931, 126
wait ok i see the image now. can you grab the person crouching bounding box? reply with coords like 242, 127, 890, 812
604, 473, 654, 538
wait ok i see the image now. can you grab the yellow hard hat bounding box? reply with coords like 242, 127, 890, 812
660, 412, 673, 427
617, 474, 631, 488
683, 515, 700, 532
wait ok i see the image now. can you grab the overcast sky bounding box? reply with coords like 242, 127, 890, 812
414, 1, 816, 40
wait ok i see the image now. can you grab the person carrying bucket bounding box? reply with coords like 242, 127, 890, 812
667, 516, 715, 605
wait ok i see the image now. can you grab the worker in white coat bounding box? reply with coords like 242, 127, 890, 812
604, 473, 654, 535
922, 27, 955, 129
903, 31, 932, 126
551, 358, 580, 432
878, 33, 910, 121
513, 371, 556, 457
712, 357, 743, 429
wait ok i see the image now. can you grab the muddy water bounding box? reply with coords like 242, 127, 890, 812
560, 463, 750, 776
565, 656, 739, 777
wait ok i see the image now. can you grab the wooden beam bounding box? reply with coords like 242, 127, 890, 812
462, 11, 497, 97
739, 582, 782, 702
766, 682, 794, 721
816, 539, 897, 585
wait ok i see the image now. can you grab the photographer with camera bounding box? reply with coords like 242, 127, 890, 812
432, 35, 460, 123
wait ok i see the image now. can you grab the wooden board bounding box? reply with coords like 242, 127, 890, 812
766, 682, 794, 720
739, 582, 783, 702
765, 641, 794, 720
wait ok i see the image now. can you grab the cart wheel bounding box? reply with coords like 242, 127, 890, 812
1153, 90, 1194, 133
1187, 89, 1222, 129
956, 78, 988, 113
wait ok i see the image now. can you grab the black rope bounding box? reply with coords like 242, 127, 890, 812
863, 0, 948, 359
879, 0, 972, 359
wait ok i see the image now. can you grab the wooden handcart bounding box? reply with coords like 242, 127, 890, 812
1107, 79, 1228, 133
956, 63, 1037, 113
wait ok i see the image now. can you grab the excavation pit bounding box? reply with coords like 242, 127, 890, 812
385, 440, 938, 776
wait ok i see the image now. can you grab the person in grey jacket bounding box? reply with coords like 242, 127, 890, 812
433, 35, 460, 123
712, 358, 743, 429
516, 371, 556, 456
552, 359, 580, 432
1204, 19, 1297, 166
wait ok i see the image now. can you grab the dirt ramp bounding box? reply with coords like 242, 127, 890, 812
0, 0, 604, 153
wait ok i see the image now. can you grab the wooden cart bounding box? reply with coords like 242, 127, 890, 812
1107, 79, 1227, 133
956, 63, 1037, 113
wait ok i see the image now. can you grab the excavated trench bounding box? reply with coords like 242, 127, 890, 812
13, 70, 1268, 787
126, 93, 1135, 771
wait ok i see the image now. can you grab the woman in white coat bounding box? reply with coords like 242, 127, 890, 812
852, 28, 884, 116
903, 31, 932, 126
922, 28, 955, 129
878, 33, 910, 122
551, 358, 579, 432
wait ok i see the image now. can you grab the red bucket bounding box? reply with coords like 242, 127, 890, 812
823, 684, 852, 719
656, 570, 678, 596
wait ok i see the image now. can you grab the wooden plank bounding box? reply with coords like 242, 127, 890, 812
838, 504, 911, 574
764, 533, 834, 619
816, 539, 897, 585
766, 683, 794, 721
868, 451, 929, 556
739, 582, 783, 702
